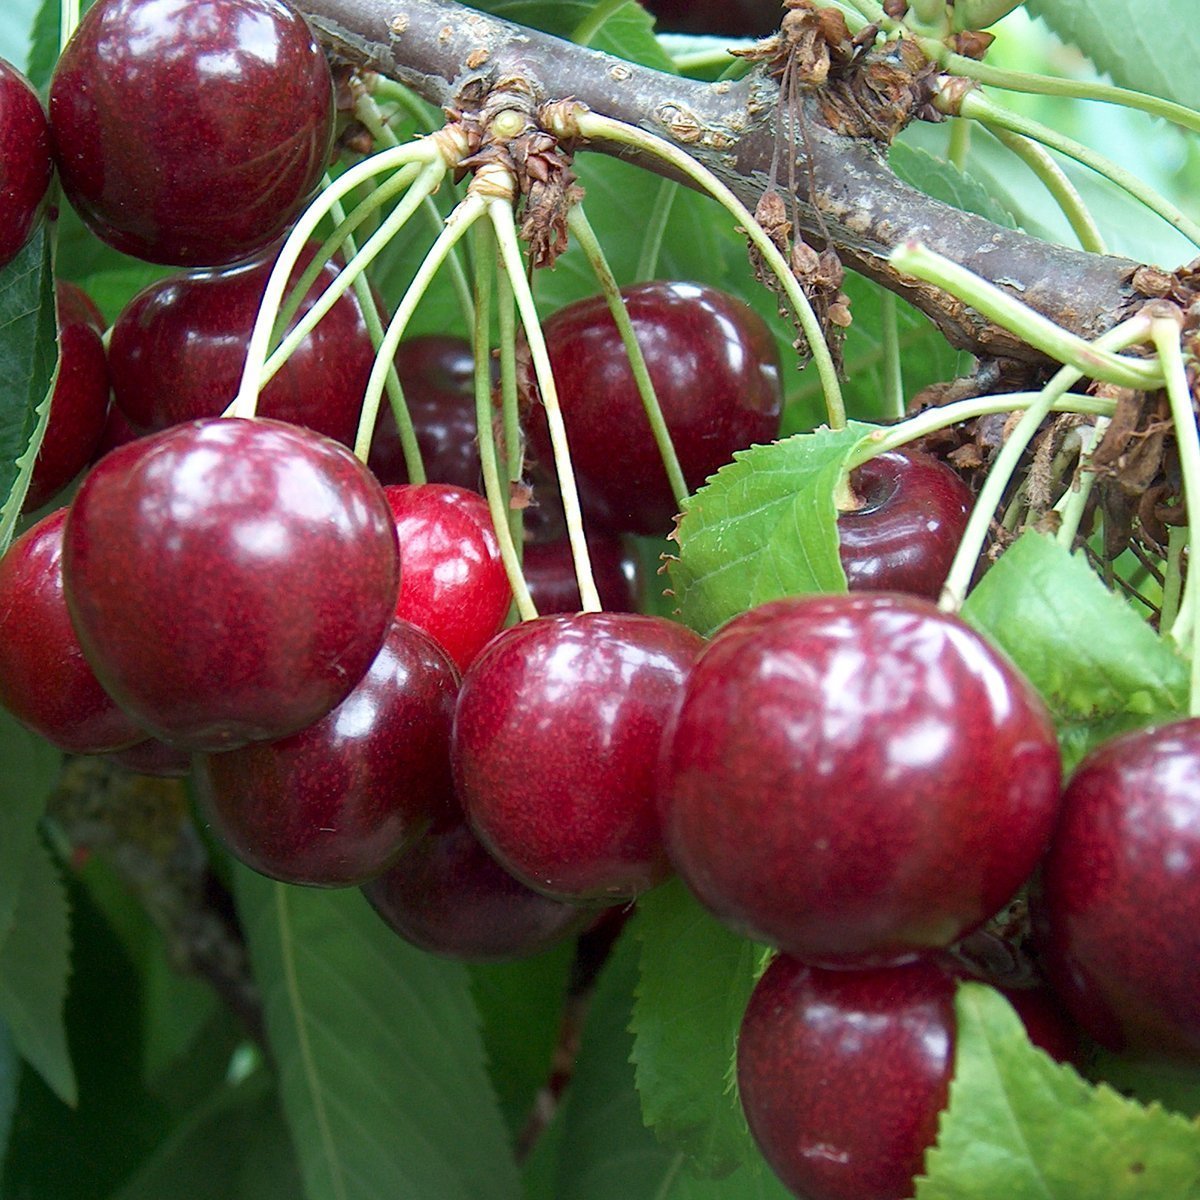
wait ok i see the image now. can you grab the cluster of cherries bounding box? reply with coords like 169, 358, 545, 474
4, 2, 1200, 1199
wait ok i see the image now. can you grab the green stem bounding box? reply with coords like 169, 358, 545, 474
1161, 524, 1187, 634
496, 269, 525, 550
888, 241, 1162, 390
947, 117, 971, 173
59, 0, 80, 49
561, 107, 847, 429
983, 125, 1106, 254
1053, 418, 1108, 548
568, 205, 688, 509
880, 291, 905, 421
636, 179, 677, 281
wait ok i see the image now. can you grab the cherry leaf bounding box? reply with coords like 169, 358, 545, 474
915, 983, 1200, 1199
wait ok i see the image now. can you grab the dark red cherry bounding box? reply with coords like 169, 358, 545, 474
0, 508, 145, 753
523, 281, 782, 536
659, 593, 1062, 965
106, 737, 191, 778
108, 243, 374, 446
49, 0, 333, 266
643, 0, 782, 35
522, 535, 642, 615
194, 619, 458, 886
453, 612, 704, 902
25, 282, 112, 512
738, 955, 956, 1200
384, 483, 511, 672
838, 448, 972, 600
369, 335, 483, 491
91, 403, 142, 461
63, 418, 399, 751
362, 815, 588, 961
1037, 718, 1200, 1062
0, 58, 52, 269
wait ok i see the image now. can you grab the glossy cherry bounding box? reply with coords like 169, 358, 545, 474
643, 0, 782, 36
384, 483, 511, 672
25, 281, 112, 512
522, 535, 641, 615
453, 612, 705, 902
1037, 718, 1200, 1062
659, 593, 1062, 965
0, 58, 53, 268
194, 619, 459, 886
0, 508, 145, 754
738, 954, 957, 1200
838, 448, 972, 599
108, 244, 376, 446
49, 0, 333, 266
369, 335, 483, 491
523, 281, 783, 536
63, 417, 399, 751
362, 814, 589, 961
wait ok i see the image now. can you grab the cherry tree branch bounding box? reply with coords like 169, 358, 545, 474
299, 0, 1147, 364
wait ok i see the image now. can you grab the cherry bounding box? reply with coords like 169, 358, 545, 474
522, 535, 641, 615
49, 0, 333, 266
63, 417, 399, 751
384, 483, 511, 672
368, 335, 483, 491
737, 954, 957, 1200
108, 243, 375, 447
106, 737, 191, 778
838, 448, 972, 600
643, 0, 782, 36
0, 508, 145, 754
659, 593, 1062, 965
1036, 718, 1200, 1062
25, 281, 112, 512
0, 58, 53, 268
362, 815, 588, 961
453, 612, 704, 902
522, 281, 783, 536
194, 619, 459, 887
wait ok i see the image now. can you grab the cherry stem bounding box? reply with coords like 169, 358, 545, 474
1053, 418, 1108, 548
1161, 524, 1187, 634
635, 179, 677, 280
495, 269, 525, 549
938, 314, 1153, 612
471, 222, 538, 622
880, 292, 905, 421
59, 0, 80, 50
489, 197, 602, 613
984, 125, 1106, 255
567, 204, 689, 510
557, 106, 848, 430
947, 118, 971, 173
888, 241, 1163, 390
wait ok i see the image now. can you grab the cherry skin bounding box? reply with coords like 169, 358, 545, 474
737, 954, 957, 1200
63, 418, 399, 752
362, 814, 589, 961
0, 508, 145, 754
108, 244, 376, 446
523, 281, 783, 536
0, 58, 53, 268
106, 737, 191, 778
643, 0, 782, 36
658, 593, 1062, 965
453, 612, 705, 902
194, 619, 459, 887
838, 448, 972, 600
49, 0, 333, 266
25, 281, 112, 512
522, 535, 642, 615
384, 483, 511, 672
1037, 718, 1200, 1062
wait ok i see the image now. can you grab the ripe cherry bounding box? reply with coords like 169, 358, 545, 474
1037, 718, 1200, 1062
0, 508, 145, 754
108, 244, 375, 447
63, 418, 399, 751
453, 612, 704, 902
838, 448, 972, 600
523, 281, 783, 536
106, 737, 191, 778
659, 593, 1062, 965
194, 619, 458, 887
522, 535, 641, 615
49, 0, 333, 266
384, 483, 511, 672
0, 58, 53, 268
643, 0, 782, 36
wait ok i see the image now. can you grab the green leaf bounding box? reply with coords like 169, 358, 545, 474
24, 0, 59, 89
0, 837, 75, 1107
889, 142, 1019, 229
235, 872, 520, 1200
629, 880, 761, 1178
1024, 0, 1200, 111
0, 223, 57, 551
668, 424, 878, 636
0, 1020, 18, 1170
961, 530, 1187, 769
916, 983, 1200, 1198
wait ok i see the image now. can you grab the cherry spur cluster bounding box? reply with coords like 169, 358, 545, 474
2, 0, 1200, 1198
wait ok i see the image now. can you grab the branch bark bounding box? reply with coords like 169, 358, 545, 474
300, 0, 1147, 364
